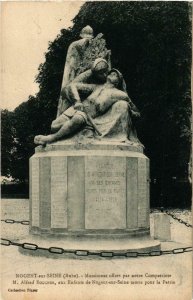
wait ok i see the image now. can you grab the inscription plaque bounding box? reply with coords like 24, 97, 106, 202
31, 158, 39, 227
146, 158, 150, 227
138, 158, 148, 227
126, 158, 138, 228
39, 157, 51, 229
85, 156, 126, 229
67, 157, 85, 229
51, 157, 67, 228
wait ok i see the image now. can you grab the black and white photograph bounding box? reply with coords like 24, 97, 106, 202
1, 1, 192, 299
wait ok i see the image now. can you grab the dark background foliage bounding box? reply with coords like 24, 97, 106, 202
1, 1, 192, 207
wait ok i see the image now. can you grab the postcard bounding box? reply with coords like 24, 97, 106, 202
1, 1, 192, 300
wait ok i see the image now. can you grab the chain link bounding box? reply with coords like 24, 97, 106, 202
1, 219, 29, 225
1, 238, 192, 258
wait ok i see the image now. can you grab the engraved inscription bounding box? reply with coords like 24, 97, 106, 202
85, 157, 126, 229
146, 159, 150, 226
39, 157, 51, 229
138, 158, 148, 227
31, 158, 39, 227
126, 158, 138, 228
51, 157, 67, 228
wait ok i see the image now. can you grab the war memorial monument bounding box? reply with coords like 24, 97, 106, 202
28, 26, 160, 256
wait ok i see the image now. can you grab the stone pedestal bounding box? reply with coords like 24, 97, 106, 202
153, 213, 171, 241
29, 140, 160, 253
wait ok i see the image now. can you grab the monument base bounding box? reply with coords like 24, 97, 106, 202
30, 227, 150, 238
18, 234, 160, 259
28, 139, 160, 258
30, 140, 150, 235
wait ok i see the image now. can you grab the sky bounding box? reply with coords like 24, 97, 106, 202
1, 1, 84, 111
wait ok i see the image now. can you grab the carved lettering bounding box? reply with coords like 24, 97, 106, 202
85, 157, 126, 229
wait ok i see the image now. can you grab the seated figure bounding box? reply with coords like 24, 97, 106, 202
34, 67, 140, 146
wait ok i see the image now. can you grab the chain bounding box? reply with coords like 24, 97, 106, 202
2, 210, 192, 228
1, 238, 192, 258
165, 211, 192, 228
1, 219, 29, 225
2, 209, 191, 259
150, 208, 192, 228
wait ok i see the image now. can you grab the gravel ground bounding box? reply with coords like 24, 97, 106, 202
1, 199, 192, 300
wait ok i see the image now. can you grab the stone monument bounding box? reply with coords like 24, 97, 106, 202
29, 26, 160, 256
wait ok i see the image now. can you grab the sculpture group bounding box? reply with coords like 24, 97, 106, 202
30, 26, 160, 254
34, 26, 140, 146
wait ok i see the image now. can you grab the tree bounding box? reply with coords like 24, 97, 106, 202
1, 109, 15, 177
8, 96, 43, 182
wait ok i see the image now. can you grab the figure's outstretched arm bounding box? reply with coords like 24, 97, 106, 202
112, 90, 130, 102
65, 82, 97, 107
111, 90, 140, 118
62, 69, 96, 107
